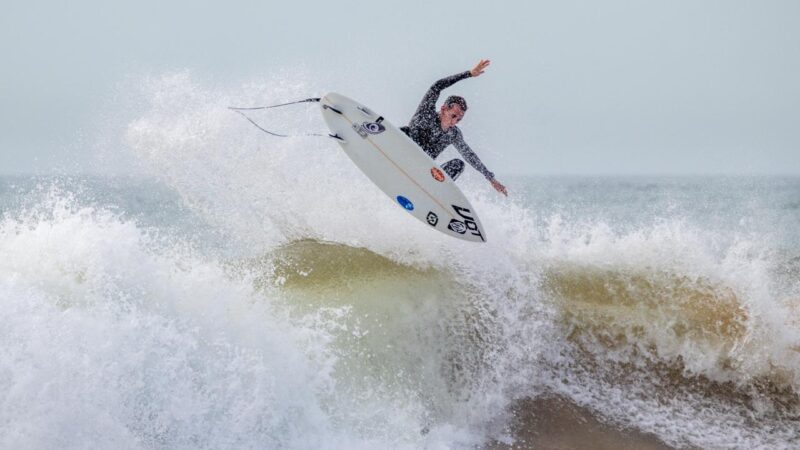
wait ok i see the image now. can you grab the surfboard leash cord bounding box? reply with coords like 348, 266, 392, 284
228, 97, 320, 111
229, 97, 341, 140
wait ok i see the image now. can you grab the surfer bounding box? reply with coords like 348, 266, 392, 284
401, 59, 507, 196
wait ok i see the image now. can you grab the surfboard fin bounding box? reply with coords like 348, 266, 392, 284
329, 133, 347, 144
323, 104, 343, 115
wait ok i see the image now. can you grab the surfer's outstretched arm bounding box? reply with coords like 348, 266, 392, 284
420, 59, 489, 108
410, 60, 491, 123
414, 71, 472, 116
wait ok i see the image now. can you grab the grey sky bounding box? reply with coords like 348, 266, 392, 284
1, 0, 798, 175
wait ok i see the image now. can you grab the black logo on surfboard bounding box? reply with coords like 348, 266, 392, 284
447, 219, 466, 234
451, 205, 485, 241
353, 121, 385, 138
426, 211, 439, 227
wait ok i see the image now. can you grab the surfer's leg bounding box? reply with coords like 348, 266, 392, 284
440, 158, 465, 180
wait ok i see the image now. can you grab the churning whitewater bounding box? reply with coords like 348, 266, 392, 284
1, 72, 799, 449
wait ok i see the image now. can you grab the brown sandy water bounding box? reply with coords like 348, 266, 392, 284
488, 395, 677, 450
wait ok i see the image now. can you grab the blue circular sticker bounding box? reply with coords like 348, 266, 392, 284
396, 196, 414, 211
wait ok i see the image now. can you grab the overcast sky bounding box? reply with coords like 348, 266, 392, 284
1, 0, 798, 175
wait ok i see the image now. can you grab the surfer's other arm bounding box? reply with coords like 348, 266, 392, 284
453, 134, 508, 197
417, 71, 472, 115
467, 59, 507, 196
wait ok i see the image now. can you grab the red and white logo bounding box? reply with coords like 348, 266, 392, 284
430, 168, 445, 182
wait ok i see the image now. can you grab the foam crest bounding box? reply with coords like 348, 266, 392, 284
0, 189, 451, 448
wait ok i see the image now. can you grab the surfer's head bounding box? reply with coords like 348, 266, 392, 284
445, 96, 468, 112
439, 96, 467, 130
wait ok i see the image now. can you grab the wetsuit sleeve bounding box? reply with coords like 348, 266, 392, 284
414, 71, 472, 117
453, 131, 495, 180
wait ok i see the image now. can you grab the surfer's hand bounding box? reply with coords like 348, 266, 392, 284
470, 59, 491, 77
491, 179, 507, 196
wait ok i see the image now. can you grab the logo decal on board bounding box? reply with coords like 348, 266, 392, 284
451, 205, 485, 241
353, 122, 386, 139
353, 121, 386, 138
447, 219, 467, 234
426, 211, 439, 226
430, 168, 445, 182
396, 196, 414, 211
362, 122, 384, 134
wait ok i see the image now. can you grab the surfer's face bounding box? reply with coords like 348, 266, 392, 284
439, 104, 465, 130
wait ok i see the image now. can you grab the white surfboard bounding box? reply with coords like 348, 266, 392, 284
320, 92, 486, 243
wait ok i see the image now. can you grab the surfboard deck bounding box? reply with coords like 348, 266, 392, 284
320, 92, 486, 243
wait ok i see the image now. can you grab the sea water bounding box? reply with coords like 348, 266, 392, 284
1, 73, 799, 449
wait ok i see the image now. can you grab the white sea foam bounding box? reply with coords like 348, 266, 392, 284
0, 191, 455, 449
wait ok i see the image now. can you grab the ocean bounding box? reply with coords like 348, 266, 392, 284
2, 75, 799, 449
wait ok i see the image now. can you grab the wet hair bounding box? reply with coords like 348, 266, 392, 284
444, 95, 468, 112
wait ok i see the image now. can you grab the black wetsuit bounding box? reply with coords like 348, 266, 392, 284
401, 71, 495, 181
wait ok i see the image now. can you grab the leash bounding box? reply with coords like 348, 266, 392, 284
229, 97, 331, 138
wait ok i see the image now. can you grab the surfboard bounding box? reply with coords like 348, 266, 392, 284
320, 93, 486, 243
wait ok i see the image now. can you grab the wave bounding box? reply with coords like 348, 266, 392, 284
4, 69, 798, 448
4, 178, 800, 448
545, 264, 748, 373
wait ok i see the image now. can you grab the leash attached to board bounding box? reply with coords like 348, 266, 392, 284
229, 97, 340, 139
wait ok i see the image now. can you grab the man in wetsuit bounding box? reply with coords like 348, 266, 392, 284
401, 59, 508, 196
